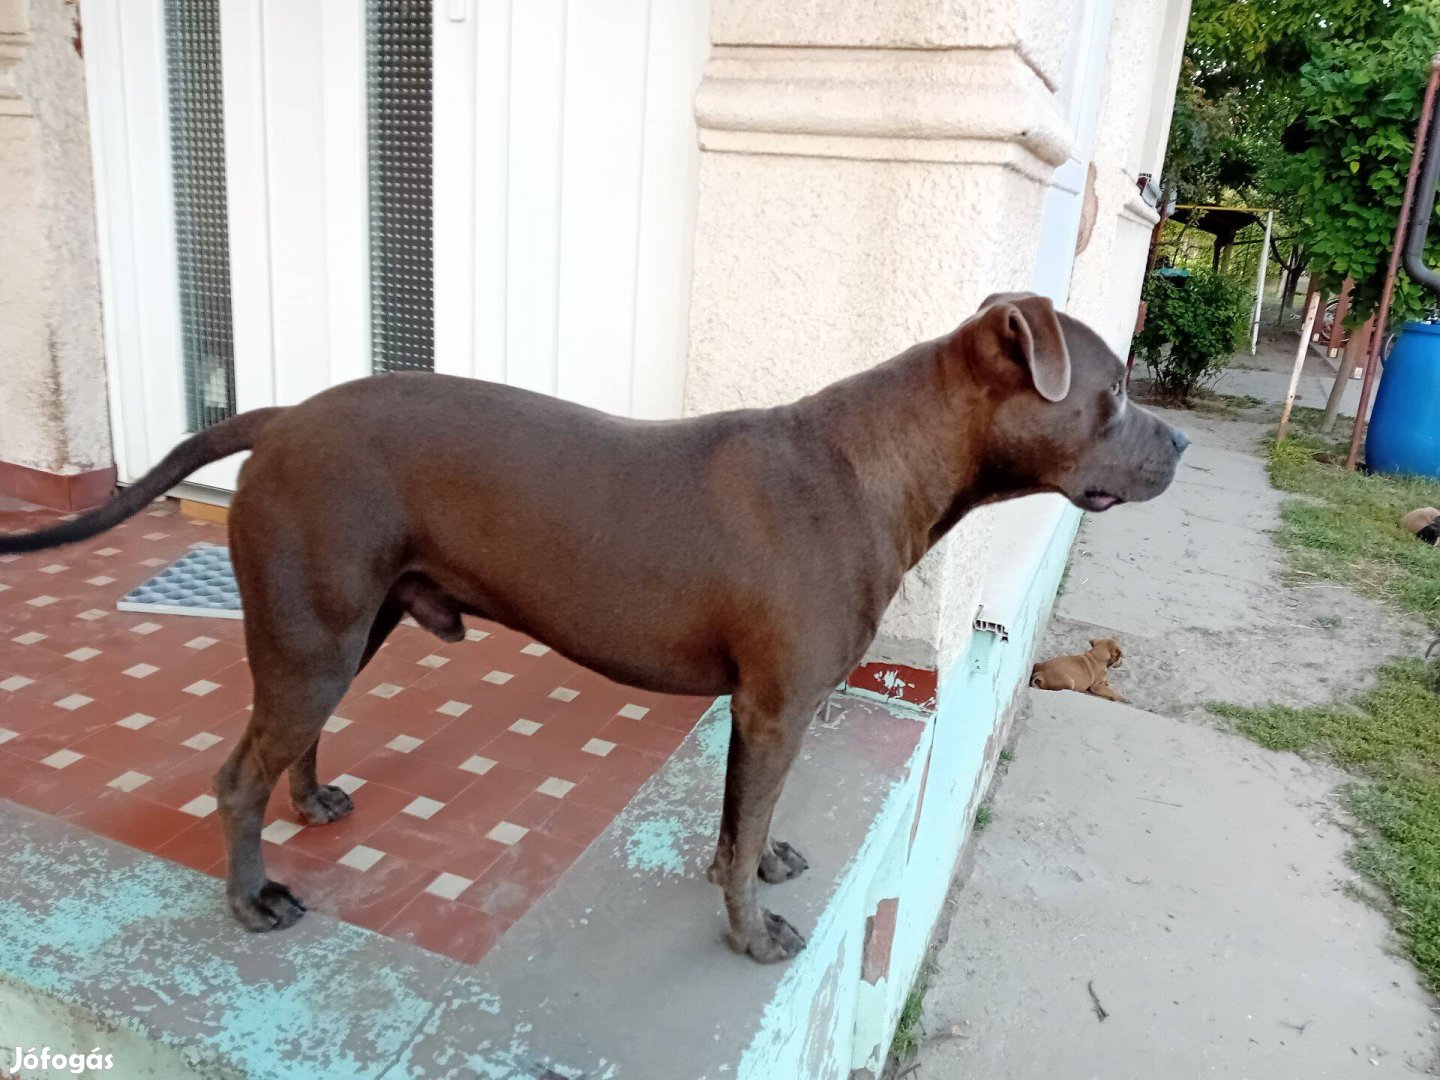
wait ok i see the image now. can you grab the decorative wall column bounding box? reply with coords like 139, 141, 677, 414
0, 0, 112, 509
682, 0, 1076, 673
1067, 0, 1191, 352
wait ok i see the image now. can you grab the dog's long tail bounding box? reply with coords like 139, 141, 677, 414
0, 408, 284, 554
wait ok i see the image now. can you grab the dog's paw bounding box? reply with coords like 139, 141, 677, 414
758, 839, 809, 883
229, 880, 307, 932
727, 910, 807, 963
292, 783, 354, 825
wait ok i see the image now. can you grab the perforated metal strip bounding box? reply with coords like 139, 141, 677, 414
367, 0, 435, 373
164, 0, 238, 431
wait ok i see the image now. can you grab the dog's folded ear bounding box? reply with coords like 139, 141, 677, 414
975, 292, 1071, 403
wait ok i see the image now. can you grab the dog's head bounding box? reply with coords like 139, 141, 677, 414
1088, 638, 1123, 667
951, 292, 1188, 512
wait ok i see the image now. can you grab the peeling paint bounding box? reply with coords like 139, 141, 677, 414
623, 817, 688, 876
612, 702, 731, 879
696, 700, 732, 762
801, 944, 848, 1079
834, 684, 931, 721
0, 814, 483, 1080
737, 732, 923, 1080
0, 508, 1080, 1080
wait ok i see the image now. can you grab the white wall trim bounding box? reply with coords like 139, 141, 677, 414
695, 47, 1071, 175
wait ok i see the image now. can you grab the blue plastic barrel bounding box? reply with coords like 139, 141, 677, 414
1365, 321, 1440, 477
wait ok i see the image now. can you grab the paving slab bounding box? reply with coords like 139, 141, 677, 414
0, 692, 927, 1080
912, 337, 1437, 1077
914, 691, 1438, 1079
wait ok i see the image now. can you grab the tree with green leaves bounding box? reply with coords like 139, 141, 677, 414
1276, 2, 1440, 322
1134, 270, 1252, 401
1162, 0, 1440, 325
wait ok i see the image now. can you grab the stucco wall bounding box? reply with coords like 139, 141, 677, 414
681, 152, 1023, 671
684, 156, 1047, 414
1067, 0, 1190, 351
0, 0, 109, 475
710, 0, 1086, 94
683, 8, 1071, 670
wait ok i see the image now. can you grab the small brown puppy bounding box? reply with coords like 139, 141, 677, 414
1031, 638, 1126, 702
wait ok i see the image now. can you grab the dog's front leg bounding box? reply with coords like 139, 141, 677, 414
706, 691, 816, 963
757, 807, 810, 884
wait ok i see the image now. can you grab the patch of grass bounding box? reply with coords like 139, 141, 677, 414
999, 748, 1015, 765
974, 805, 994, 831
1268, 415, 1440, 617
1209, 658, 1440, 989
890, 958, 937, 1062
1314, 614, 1344, 630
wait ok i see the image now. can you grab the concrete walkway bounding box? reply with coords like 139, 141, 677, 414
913, 340, 1439, 1077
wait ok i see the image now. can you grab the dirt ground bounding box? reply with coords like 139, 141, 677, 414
905, 330, 1440, 1078
1075, 329, 1429, 721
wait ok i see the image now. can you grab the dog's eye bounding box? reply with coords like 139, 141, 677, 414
1110, 379, 1124, 397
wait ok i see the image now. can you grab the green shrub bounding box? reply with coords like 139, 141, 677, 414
1133, 270, 1250, 401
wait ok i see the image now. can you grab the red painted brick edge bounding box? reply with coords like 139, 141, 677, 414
0, 460, 117, 511
861, 897, 900, 985
846, 661, 938, 711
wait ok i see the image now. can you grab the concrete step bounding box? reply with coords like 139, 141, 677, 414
0, 691, 930, 1079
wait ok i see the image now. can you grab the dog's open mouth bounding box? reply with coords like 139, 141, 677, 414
1080, 490, 1124, 512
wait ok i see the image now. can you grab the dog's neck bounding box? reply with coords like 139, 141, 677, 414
798, 338, 999, 569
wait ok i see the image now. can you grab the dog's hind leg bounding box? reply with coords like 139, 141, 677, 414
216, 584, 377, 932
217, 663, 358, 931
1088, 680, 1127, 704
287, 600, 402, 826
706, 687, 822, 962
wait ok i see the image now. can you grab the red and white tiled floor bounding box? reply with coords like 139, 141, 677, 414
0, 495, 712, 964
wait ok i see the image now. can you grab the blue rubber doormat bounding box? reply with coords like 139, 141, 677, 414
116, 544, 242, 619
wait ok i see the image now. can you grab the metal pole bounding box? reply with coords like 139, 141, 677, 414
1277, 292, 1322, 442
1346, 53, 1440, 470
1250, 210, 1273, 354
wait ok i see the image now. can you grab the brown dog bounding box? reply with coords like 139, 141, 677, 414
0, 292, 1187, 963
1031, 638, 1126, 702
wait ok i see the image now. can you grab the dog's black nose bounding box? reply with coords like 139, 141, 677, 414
1170, 428, 1190, 454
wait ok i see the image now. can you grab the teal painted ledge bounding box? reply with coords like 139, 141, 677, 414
0, 505, 1080, 1080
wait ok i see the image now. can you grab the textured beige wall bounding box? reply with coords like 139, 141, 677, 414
710, 0, 1087, 93
0, 0, 109, 475
683, 5, 1074, 670
684, 0, 1190, 671
1067, 0, 1191, 351
685, 155, 1049, 413
681, 153, 1046, 671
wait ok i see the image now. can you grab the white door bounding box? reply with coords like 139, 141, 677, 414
84, 0, 710, 498
432, 0, 710, 419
